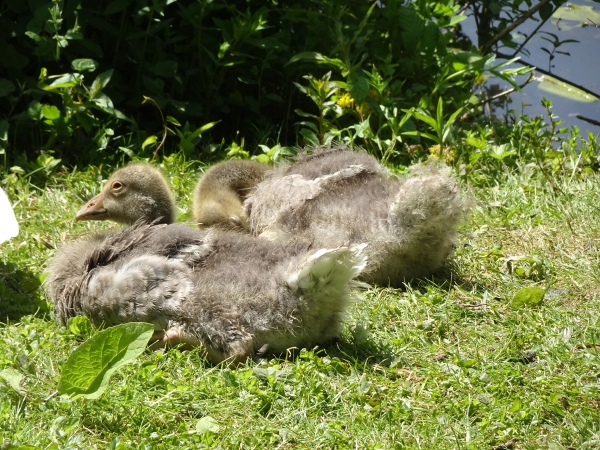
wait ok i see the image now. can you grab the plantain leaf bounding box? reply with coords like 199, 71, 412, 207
511, 287, 545, 309
0, 368, 25, 395
196, 416, 221, 434
58, 323, 154, 400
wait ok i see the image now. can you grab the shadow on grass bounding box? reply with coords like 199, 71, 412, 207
327, 338, 397, 368
414, 262, 493, 296
0, 261, 49, 322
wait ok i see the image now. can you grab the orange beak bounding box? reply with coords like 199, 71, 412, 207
75, 191, 108, 221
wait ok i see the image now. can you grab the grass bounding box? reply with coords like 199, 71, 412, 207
1, 156, 600, 449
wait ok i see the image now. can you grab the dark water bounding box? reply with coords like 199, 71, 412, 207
461, 0, 600, 137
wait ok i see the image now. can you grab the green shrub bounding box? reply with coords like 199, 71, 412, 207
0, 0, 527, 168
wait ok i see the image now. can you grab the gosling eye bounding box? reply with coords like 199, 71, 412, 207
111, 181, 124, 192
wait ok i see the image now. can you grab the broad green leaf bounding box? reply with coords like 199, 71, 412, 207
48, 73, 83, 89
446, 15, 467, 27
539, 2, 553, 21
466, 137, 487, 150
218, 41, 230, 59
299, 128, 319, 146
41, 105, 61, 120
91, 70, 114, 93
351, 118, 371, 138
357, 378, 371, 395
451, 51, 487, 71
142, 135, 158, 150
257, 144, 271, 154
511, 287, 545, 309
288, 51, 323, 65
440, 363, 461, 375
348, 71, 370, 104
488, 144, 515, 160
254, 154, 270, 164
0, 368, 25, 395
196, 416, 220, 434
27, 101, 42, 120
536, 75, 598, 103
91, 100, 131, 121
486, 57, 533, 92
469, 152, 482, 164
398, 7, 425, 50
58, 322, 154, 400
25, 31, 42, 42
71, 58, 99, 72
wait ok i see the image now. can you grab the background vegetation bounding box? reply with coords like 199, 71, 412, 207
2, 0, 600, 448
1, 0, 573, 170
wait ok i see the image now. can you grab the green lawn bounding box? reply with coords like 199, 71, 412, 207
1, 160, 599, 449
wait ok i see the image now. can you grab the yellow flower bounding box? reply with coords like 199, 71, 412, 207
429, 145, 457, 164
336, 93, 354, 109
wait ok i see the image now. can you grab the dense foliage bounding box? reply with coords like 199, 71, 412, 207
1, 0, 534, 169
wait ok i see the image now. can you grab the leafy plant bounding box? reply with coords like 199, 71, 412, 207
293, 72, 340, 146
511, 286, 545, 308
402, 97, 465, 146
58, 323, 154, 400
253, 143, 295, 165
458, 98, 600, 184
0, 0, 552, 168
539, 31, 579, 72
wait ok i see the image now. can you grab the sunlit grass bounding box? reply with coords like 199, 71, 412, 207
1, 160, 599, 449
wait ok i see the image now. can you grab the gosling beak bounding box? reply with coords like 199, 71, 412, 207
75, 192, 108, 221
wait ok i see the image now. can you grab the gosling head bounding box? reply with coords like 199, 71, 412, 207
75, 163, 176, 225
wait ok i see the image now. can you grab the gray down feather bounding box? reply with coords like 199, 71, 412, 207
46, 222, 367, 364
244, 146, 470, 286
